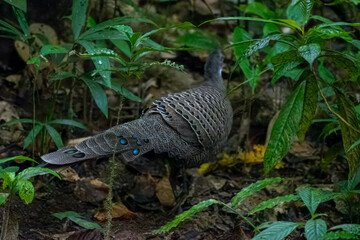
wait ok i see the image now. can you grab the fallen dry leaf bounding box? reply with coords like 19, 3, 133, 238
155, 177, 175, 207
94, 202, 136, 222
74, 178, 109, 203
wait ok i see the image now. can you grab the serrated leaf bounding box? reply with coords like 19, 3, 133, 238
272, 59, 303, 84
79, 40, 111, 87
19, 180, 34, 204
305, 219, 327, 240
325, 53, 358, 82
81, 75, 108, 118
298, 43, 321, 68
330, 224, 360, 235
297, 74, 318, 141
231, 177, 283, 207
264, 81, 306, 173
249, 194, 299, 215
24, 124, 44, 149
72, 0, 88, 40
286, 0, 314, 26
45, 124, 63, 148
0, 193, 9, 205
154, 199, 220, 234
243, 34, 283, 60
336, 91, 360, 176
252, 221, 299, 240
325, 230, 359, 240
297, 187, 338, 216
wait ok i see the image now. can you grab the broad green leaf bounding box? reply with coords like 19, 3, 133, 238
53, 211, 101, 230
78, 47, 126, 65
19, 180, 34, 204
263, 23, 280, 36
2, 172, 15, 190
330, 224, 360, 235
0, 193, 9, 205
27, 56, 41, 67
49, 72, 76, 81
79, 16, 155, 40
12, 6, 29, 37
200, 17, 302, 31
318, 61, 335, 84
79, 40, 111, 87
45, 125, 63, 148
252, 221, 299, 240
41, 45, 68, 56
297, 74, 318, 141
307, 26, 352, 42
297, 187, 338, 216
24, 124, 44, 149
103, 80, 142, 102
231, 177, 283, 207
272, 60, 303, 84
286, 0, 313, 26
4, 0, 26, 12
79, 29, 129, 41
111, 39, 131, 58
176, 31, 219, 50
305, 219, 327, 240
16, 167, 61, 181
249, 194, 299, 215
264, 81, 306, 173
72, 0, 88, 40
48, 119, 86, 129
298, 43, 321, 68
324, 53, 358, 82
348, 139, 360, 152
245, 2, 275, 19
81, 75, 108, 118
325, 230, 359, 240
0, 19, 23, 37
4, 167, 20, 173
0, 156, 38, 164
154, 199, 220, 234
336, 91, 360, 176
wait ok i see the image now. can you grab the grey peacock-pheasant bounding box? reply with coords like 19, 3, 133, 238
41, 50, 233, 170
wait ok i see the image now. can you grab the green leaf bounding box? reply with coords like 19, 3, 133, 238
154, 199, 220, 234
305, 219, 327, 240
4, 166, 20, 173
18, 180, 34, 204
297, 74, 318, 141
286, 0, 313, 26
263, 23, 280, 36
264, 81, 306, 173
24, 124, 44, 149
318, 61, 335, 84
336, 91, 360, 176
79, 16, 155, 40
297, 187, 338, 216
272, 60, 303, 84
45, 125, 63, 148
27, 56, 41, 67
231, 177, 283, 207
324, 53, 358, 82
53, 211, 101, 230
176, 31, 219, 50
103, 80, 142, 102
12, 6, 29, 37
2, 172, 15, 190
298, 43, 321, 69
4, 0, 26, 12
111, 39, 131, 58
0, 155, 38, 164
348, 139, 360, 152
244, 2, 276, 19
81, 75, 108, 118
16, 167, 61, 181
78, 47, 126, 65
49, 72, 76, 81
330, 224, 360, 235
252, 221, 299, 240
79, 40, 111, 87
72, 0, 88, 40
41, 45, 68, 56
325, 230, 359, 240
0, 19, 23, 37
249, 194, 299, 215
48, 119, 86, 129
0, 193, 9, 205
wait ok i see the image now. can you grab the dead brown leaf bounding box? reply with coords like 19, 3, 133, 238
94, 202, 136, 222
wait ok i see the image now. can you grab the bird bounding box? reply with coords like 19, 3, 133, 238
41, 50, 233, 173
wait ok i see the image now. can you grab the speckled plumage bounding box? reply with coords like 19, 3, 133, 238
41, 50, 233, 168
